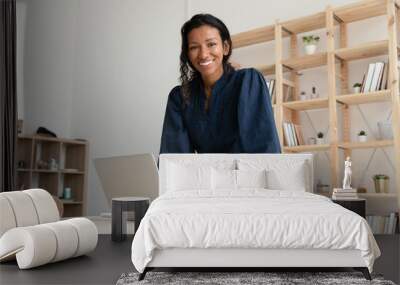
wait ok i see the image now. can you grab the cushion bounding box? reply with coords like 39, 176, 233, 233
167, 163, 211, 191
211, 168, 236, 190
1, 191, 39, 227
211, 169, 268, 190
237, 169, 268, 188
237, 159, 308, 191
23, 189, 59, 223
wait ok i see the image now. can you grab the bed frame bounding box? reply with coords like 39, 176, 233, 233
139, 248, 371, 280
138, 154, 372, 281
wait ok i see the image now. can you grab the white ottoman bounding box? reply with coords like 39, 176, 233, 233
0, 189, 98, 269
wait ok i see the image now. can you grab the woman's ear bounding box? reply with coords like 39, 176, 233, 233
223, 41, 230, 56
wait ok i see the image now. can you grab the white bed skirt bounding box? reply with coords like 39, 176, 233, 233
148, 248, 366, 268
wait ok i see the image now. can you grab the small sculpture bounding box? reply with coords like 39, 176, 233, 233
343, 156, 352, 189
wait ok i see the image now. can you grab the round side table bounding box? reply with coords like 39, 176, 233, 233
111, 197, 150, 242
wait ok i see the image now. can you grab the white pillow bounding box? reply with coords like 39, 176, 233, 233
266, 163, 306, 191
211, 168, 236, 190
237, 159, 308, 191
211, 169, 268, 190
237, 169, 268, 189
167, 163, 212, 191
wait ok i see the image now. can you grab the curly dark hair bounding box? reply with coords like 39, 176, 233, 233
179, 14, 234, 105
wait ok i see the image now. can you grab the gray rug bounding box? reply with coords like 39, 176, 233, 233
116, 271, 396, 285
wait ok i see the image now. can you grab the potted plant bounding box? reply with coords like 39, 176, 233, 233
358, 130, 367, 142
353, 83, 362, 93
302, 35, 320, 55
300, 91, 307, 101
373, 174, 389, 193
316, 132, 324, 144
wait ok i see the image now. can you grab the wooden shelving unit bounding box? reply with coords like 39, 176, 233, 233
232, 0, 400, 210
16, 135, 88, 217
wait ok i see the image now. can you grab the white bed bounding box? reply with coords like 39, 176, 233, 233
131, 154, 380, 280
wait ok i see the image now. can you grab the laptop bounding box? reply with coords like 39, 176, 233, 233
94, 153, 159, 207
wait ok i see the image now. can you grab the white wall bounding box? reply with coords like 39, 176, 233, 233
17, 0, 396, 215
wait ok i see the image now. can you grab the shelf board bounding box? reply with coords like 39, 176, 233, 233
18, 134, 87, 145
283, 97, 329, 111
333, 0, 387, 23
281, 11, 326, 34
282, 52, 327, 71
33, 169, 59, 173
17, 168, 31, 172
336, 90, 391, 105
232, 25, 275, 48
335, 40, 388, 61
257, 64, 275, 76
284, 144, 330, 153
359, 193, 397, 198
60, 170, 84, 174
338, 140, 394, 149
60, 200, 83, 205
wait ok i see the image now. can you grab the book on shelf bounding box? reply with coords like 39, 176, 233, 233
293, 124, 305, 145
266, 79, 276, 104
333, 188, 357, 193
366, 212, 398, 234
332, 194, 359, 199
370, 62, 384, 92
362, 63, 375, 93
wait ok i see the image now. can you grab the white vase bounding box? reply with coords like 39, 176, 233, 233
358, 135, 367, 142
353, 87, 361, 93
304, 44, 317, 55
300, 94, 307, 101
316, 138, 324, 145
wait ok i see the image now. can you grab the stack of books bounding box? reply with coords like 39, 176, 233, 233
282, 122, 304, 147
332, 188, 358, 200
360, 61, 388, 93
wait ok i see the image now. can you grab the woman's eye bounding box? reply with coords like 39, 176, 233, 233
189, 46, 198, 51
208, 42, 216, 47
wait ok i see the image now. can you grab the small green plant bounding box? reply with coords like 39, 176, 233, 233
353, 83, 362, 88
358, 130, 366, 136
302, 35, 320, 45
373, 174, 389, 180
317, 132, 324, 138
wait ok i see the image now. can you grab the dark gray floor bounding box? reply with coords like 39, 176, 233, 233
374, 234, 400, 284
1, 234, 399, 285
0, 235, 134, 285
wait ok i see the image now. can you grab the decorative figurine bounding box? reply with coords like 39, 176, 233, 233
343, 156, 352, 189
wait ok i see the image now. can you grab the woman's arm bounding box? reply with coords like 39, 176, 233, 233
237, 69, 281, 153
159, 87, 194, 154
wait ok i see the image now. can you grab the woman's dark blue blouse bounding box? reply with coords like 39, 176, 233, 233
160, 68, 281, 154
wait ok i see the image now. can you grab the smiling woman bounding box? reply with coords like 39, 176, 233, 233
160, 14, 281, 154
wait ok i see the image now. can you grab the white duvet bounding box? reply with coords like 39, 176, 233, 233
131, 190, 380, 273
